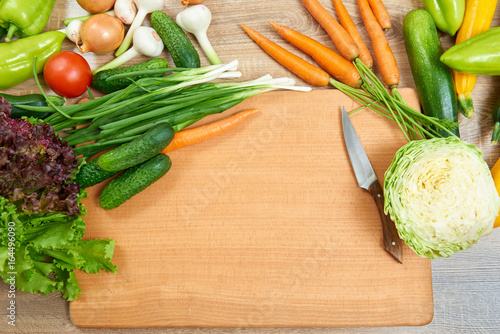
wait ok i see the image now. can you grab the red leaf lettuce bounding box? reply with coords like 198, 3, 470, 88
0, 98, 80, 215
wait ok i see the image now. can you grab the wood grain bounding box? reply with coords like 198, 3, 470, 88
1, 0, 499, 333
67, 89, 431, 328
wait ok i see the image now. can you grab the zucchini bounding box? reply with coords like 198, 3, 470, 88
150, 11, 200, 68
98, 122, 174, 172
491, 95, 500, 144
99, 154, 172, 210
92, 58, 169, 93
403, 9, 459, 137
0, 93, 65, 119
74, 159, 119, 189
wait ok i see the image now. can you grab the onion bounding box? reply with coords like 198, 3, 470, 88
76, 0, 115, 13
78, 14, 124, 54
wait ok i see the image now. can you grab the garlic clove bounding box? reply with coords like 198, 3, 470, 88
114, 0, 137, 25
66, 20, 83, 44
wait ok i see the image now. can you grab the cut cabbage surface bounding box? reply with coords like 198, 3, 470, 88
384, 137, 499, 259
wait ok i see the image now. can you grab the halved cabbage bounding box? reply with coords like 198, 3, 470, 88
384, 137, 499, 259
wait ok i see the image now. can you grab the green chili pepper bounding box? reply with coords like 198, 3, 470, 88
0, 0, 56, 42
0, 93, 65, 119
440, 27, 500, 75
491, 95, 500, 144
422, 0, 465, 36
0, 31, 66, 90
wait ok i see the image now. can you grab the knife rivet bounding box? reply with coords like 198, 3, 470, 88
378, 194, 381, 198
392, 242, 396, 246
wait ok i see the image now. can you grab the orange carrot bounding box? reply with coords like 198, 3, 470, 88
181, 0, 205, 5
367, 0, 391, 31
162, 109, 260, 153
332, 0, 373, 68
241, 23, 330, 87
357, 0, 399, 88
268, 21, 361, 88
301, 0, 360, 61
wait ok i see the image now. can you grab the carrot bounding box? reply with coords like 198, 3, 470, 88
268, 21, 361, 88
332, 0, 373, 68
162, 109, 260, 153
241, 23, 330, 87
357, 0, 399, 88
301, 0, 359, 61
367, 0, 391, 31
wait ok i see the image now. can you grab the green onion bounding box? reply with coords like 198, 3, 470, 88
30, 60, 310, 159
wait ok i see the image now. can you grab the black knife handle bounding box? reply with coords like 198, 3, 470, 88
368, 180, 403, 263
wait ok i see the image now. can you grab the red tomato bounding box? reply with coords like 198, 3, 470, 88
43, 51, 92, 98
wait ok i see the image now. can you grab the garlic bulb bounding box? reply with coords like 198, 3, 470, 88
176, 5, 222, 65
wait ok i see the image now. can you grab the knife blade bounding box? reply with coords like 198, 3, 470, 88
341, 107, 403, 263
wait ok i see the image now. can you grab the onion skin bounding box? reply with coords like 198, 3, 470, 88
181, 0, 206, 5
78, 14, 124, 54
77, 0, 115, 13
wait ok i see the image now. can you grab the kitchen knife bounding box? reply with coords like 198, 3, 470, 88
341, 107, 403, 263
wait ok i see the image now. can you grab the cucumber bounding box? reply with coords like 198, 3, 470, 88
0, 93, 65, 119
403, 9, 459, 138
74, 159, 119, 189
92, 58, 169, 93
98, 122, 174, 172
150, 11, 200, 68
99, 154, 172, 210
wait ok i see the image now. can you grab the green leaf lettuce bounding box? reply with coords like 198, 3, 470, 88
0, 194, 117, 301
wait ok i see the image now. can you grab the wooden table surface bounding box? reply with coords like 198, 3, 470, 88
1, 0, 500, 333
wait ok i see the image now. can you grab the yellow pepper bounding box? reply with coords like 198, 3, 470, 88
452, 0, 498, 118
491, 157, 500, 228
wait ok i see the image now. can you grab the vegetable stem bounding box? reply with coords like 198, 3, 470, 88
63, 10, 115, 26
330, 58, 458, 141
93, 48, 140, 74
48, 60, 310, 159
115, 9, 147, 56
197, 30, 222, 65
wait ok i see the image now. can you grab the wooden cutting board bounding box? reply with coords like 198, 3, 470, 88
70, 89, 433, 328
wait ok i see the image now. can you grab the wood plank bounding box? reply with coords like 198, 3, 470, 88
69, 89, 433, 328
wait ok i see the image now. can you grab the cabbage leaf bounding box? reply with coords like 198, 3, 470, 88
384, 137, 500, 259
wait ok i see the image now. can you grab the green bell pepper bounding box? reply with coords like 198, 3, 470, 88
0, 31, 66, 90
440, 27, 500, 75
422, 0, 465, 36
0, 0, 56, 42
0, 26, 6, 40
